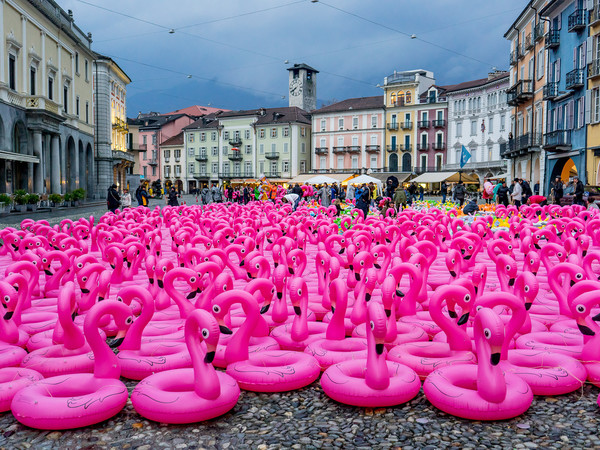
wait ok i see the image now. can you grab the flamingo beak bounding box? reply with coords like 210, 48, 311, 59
149, 278, 154, 285
570, 280, 576, 287
338, 248, 345, 254
374, 263, 381, 269
219, 324, 233, 335
81, 288, 90, 294
71, 311, 78, 321
592, 312, 600, 321
293, 306, 302, 316
375, 343, 385, 355
288, 267, 294, 275
490, 352, 501, 366
203, 343, 217, 363
365, 293, 371, 301
240, 260, 245, 266
331, 306, 335, 314
276, 292, 283, 300
355, 272, 360, 281
260, 304, 271, 314
448, 310, 458, 319
508, 278, 515, 287
44, 269, 53, 276
450, 270, 457, 277
157, 279, 164, 289
384, 309, 391, 318
396, 289, 405, 298
457, 312, 469, 326
3, 311, 13, 320
108, 329, 127, 349
525, 302, 533, 311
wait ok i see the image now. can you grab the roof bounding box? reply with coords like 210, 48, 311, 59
137, 113, 192, 130
445, 73, 509, 94
219, 107, 311, 126
312, 96, 384, 114
161, 132, 184, 146
183, 112, 222, 130
93, 53, 132, 84
504, 0, 544, 37
287, 63, 319, 73
165, 105, 228, 116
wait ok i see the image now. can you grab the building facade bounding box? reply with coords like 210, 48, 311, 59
93, 54, 132, 193
183, 113, 220, 190
415, 85, 450, 173
310, 96, 385, 174
0, 0, 95, 196
287, 63, 318, 112
382, 70, 436, 173
588, 0, 600, 185
160, 131, 186, 192
445, 73, 510, 182
504, 0, 548, 192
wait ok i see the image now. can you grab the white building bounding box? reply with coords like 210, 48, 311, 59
445, 72, 511, 182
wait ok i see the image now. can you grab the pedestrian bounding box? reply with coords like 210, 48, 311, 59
318, 183, 331, 207
254, 185, 260, 201
408, 183, 417, 203
347, 183, 355, 202
573, 176, 584, 206
418, 184, 424, 201
393, 186, 407, 210
243, 185, 250, 204
440, 181, 448, 204
497, 181, 509, 206
534, 181, 540, 196
167, 187, 179, 206
355, 184, 370, 218
211, 183, 222, 203
511, 178, 523, 208
121, 189, 132, 209
462, 198, 480, 215
521, 179, 533, 203
107, 184, 120, 213
454, 181, 466, 207
493, 181, 501, 204
482, 178, 493, 204
282, 193, 300, 211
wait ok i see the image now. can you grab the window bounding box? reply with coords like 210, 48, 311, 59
500, 114, 506, 131
371, 116, 377, 128
352, 136, 359, 146
165, 150, 171, 159
578, 97, 585, 128
75, 52, 79, 74
175, 165, 181, 176
271, 143, 276, 153
320, 119, 326, 131
259, 144, 264, 154
245, 129, 251, 139
300, 161, 306, 173
283, 127, 289, 137
85, 102, 89, 123
436, 133, 443, 147
199, 133, 204, 142
63, 85, 69, 114
320, 138, 326, 147
259, 161, 264, 174
189, 147, 195, 156
245, 145, 252, 154
152, 135, 157, 145
537, 50, 544, 81
211, 132, 217, 141
8, 54, 16, 90
259, 129, 265, 138
85, 60, 89, 81
301, 127, 306, 137
352, 117, 359, 129
370, 135, 377, 145
30, 67, 36, 95
200, 164, 206, 175
234, 131, 240, 141
470, 120, 477, 136
245, 161, 252, 175
174, 149, 181, 159
405, 91, 412, 104
283, 161, 289, 172
212, 163, 218, 173
301, 143, 306, 153
370, 155, 377, 168
593, 88, 600, 123
338, 118, 344, 130
152, 166, 157, 176
337, 155, 344, 169
284, 143, 289, 153
143, 135, 147, 145
319, 156, 326, 169
337, 137, 344, 146
211, 146, 218, 156
189, 163, 194, 174
352, 156, 358, 169
488, 117, 493, 133
143, 150, 147, 160
456, 121, 462, 137
222, 146, 227, 155
143, 166, 147, 177
271, 128, 277, 138
222, 162, 229, 173
223, 131, 229, 139
76, 96, 80, 116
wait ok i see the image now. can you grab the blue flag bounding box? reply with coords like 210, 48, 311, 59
460, 145, 471, 168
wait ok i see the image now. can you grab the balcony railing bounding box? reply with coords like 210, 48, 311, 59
386, 145, 398, 153
265, 171, 281, 178
534, 22, 545, 41
543, 82, 559, 100
164, 157, 170, 163
507, 80, 533, 106
399, 144, 412, 152
365, 145, 380, 153
433, 119, 446, 128
433, 142, 445, 151
566, 69, 585, 89
193, 172, 210, 178
220, 171, 254, 178
414, 166, 440, 174
417, 120, 430, 128
332, 146, 347, 153
229, 137, 242, 147
196, 154, 208, 161
516, 133, 542, 151
347, 146, 361, 153
417, 143, 430, 151
387, 123, 399, 131
174, 157, 181, 163
510, 50, 519, 66
315, 147, 328, 154
265, 152, 280, 159
589, 59, 600, 80
500, 142, 510, 158
591, 7, 600, 26
400, 121, 413, 130
148, 159, 158, 166
524, 33, 533, 50
568, 9, 585, 32
543, 130, 572, 151
228, 152, 243, 161
546, 29, 560, 48
139, 144, 147, 151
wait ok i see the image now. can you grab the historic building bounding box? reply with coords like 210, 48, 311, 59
310, 96, 385, 174
587, 0, 600, 186
287, 63, 318, 112
93, 54, 132, 193
0, 0, 95, 196
504, 0, 549, 192
415, 85, 450, 174
182, 113, 220, 190
445, 72, 510, 182
160, 131, 185, 192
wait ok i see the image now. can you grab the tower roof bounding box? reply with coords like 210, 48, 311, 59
287, 63, 319, 73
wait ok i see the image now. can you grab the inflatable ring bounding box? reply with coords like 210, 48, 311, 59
0, 367, 43, 412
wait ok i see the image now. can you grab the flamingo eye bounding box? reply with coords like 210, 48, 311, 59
451, 259, 455, 264
558, 252, 563, 257
370, 320, 375, 330
271, 288, 275, 294
201, 328, 209, 338
575, 273, 583, 280
468, 246, 473, 250
4, 295, 9, 302
152, 266, 156, 271
42, 258, 47, 263
117, 296, 123, 302
360, 261, 365, 266
508, 245, 512, 250
36, 242, 40, 246
476, 305, 483, 312
190, 277, 196, 283
255, 263, 260, 269
126, 317, 133, 325
241, 249, 245, 253
506, 265, 510, 271
524, 286, 530, 292
464, 294, 471, 302
222, 285, 227, 291
82, 276, 88, 282
163, 267, 167, 272
297, 289, 302, 296
484, 328, 491, 339
576, 304, 586, 313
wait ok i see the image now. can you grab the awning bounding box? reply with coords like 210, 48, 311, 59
304, 175, 341, 185
489, 173, 508, 180
0, 150, 40, 164
288, 174, 317, 184
411, 171, 479, 184
369, 172, 412, 184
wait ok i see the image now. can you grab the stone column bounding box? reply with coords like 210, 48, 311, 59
73, 141, 79, 189
33, 131, 43, 193
50, 135, 60, 194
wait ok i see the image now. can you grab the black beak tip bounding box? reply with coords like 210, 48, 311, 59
293, 306, 302, 316
578, 324, 596, 336
219, 325, 233, 335
570, 280, 576, 287
592, 312, 600, 322
448, 310, 458, 319
240, 260, 245, 266
81, 288, 90, 294
108, 337, 124, 349
277, 292, 283, 300
457, 313, 469, 326
44, 269, 53, 276
450, 271, 457, 278
331, 306, 335, 314
204, 351, 216, 364
157, 280, 164, 289
508, 278, 515, 287
490, 353, 501, 366
384, 309, 391, 318
3, 311, 14, 320
260, 304, 270, 314
396, 289, 405, 298
375, 343, 385, 355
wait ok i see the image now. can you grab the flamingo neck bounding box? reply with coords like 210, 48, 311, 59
475, 330, 506, 403
291, 293, 309, 342
120, 296, 153, 351
548, 273, 571, 316
60, 297, 85, 350
326, 298, 347, 341
225, 299, 258, 364
429, 296, 470, 351
187, 321, 220, 400
85, 312, 120, 379
365, 325, 389, 390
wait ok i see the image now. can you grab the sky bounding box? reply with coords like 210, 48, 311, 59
60, 0, 526, 116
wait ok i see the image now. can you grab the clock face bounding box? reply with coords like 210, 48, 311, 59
290, 78, 303, 97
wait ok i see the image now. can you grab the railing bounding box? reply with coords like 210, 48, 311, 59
193, 172, 210, 178
347, 146, 361, 153
533, 22, 545, 41
507, 80, 533, 106
515, 133, 542, 151
566, 69, 585, 89
510, 50, 519, 66
386, 145, 398, 153
524, 33, 533, 50
500, 142, 510, 158
387, 123, 399, 131
417, 143, 429, 151
568, 9, 585, 32
265, 171, 281, 178
591, 6, 600, 26
543, 82, 559, 100
417, 120, 430, 128
175, 157, 180, 163
365, 145, 380, 153
400, 121, 413, 130
332, 146, 347, 153
196, 154, 208, 161
229, 138, 242, 147
589, 59, 600, 79
546, 29, 560, 48
139, 144, 147, 151
315, 147, 328, 154
399, 144, 412, 152
544, 130, 572, 150
433, 142, 445, 151
164, 158, 170, 163
433, 119, 446, 127
414, 166, 440, 174
228, 152, 243, 161
391, 98, 405, 107
265, 152, 280, 159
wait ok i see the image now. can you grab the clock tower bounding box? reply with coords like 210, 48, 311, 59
287, 63, 318, 112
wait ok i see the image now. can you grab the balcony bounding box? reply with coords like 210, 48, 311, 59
543, 82, 559, 100
399, 144, 412, 152
365, 145, 380, 153
524, 33, 533, 51
515, 133, 542, 151
139, 144, 147, 151
332, 146, 347, 153
433, 142, 446, 151
507, 80, 533, 106
196, 154, 208, 161
315, 147, 328, 155
533, 22, 544, 42
390, 98, 405, 107
566, 68, 585, 89
400, 121, 413, 130
417, 143, 430, 151
228, 152, 243, 161
414, 166, 440, 174
417, 120, 430, 128
148, 159, 158, 166
347, 146, 361, 153
544, 130, 572, 151
509, 50, 519, 66
175, 157, 181, 163
500, 142, 510, 158
591, 7, 600, 26
546, 29, 560, 48
229, 137, 242, 147
164, 157, 170, 163
387, 122, 399, 131
568, 9, 585, 32
386, 145, 398, 153
433, 119, 446, 128
193, 172, 210, 179
265, 152, 280, 159
589, 59, 600, 80
265, 171, 281, 178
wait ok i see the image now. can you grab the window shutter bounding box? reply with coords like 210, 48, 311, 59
558, 13, 561, 30
588, 37, 593, 64
582, 42, 587, 67
557, 58, 561, 81
574, 47, 578, 69
586, 90, 592, 124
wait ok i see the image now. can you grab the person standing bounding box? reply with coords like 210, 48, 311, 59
440, 181, 448, 204
393, 185, 407, 210
483, 178, 494, 204
211, 183, 222, 203
347, 183, 355, 202
497, 181, 509, 206
418, 184, 424, 201
318, 183, 331, 207
137, 184, 149, 207
107, 184, 120, 213
243, 185, 250, 204
521, 179, 533, 204
121, 189, 132, 209
167, 187, 179, 206
534, 181, 540, 196
551, 176, 564, 205
355, 184, 370, 218
573, 176, 584, 206
454, 181, 466, 207
511, 178, 523, 207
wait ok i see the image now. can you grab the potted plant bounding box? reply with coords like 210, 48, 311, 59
49, 193, 62, 208
13, 190, 27, 212
63, 192, 72, 207
26, 194, 40, 212
72, 188, 86, 206
0, 193, 11, 213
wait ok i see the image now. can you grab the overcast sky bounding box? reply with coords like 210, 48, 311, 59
61, 0, 525, 115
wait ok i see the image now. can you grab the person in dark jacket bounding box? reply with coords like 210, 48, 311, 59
453, 181, 466, 207
462, 198, 480, 215
497, 182, 510, 206
167, 187, 179, 206
355, 184, 370, 219
440, 181, 448, 203
552, 177, 564, 205
107, 184, 120, 213
574, 176, 585, 205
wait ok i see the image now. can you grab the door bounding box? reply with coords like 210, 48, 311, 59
402, 153, 412, 172
420, 155, 427, 172
391, 136, 397, 151
389, 153, 398, 172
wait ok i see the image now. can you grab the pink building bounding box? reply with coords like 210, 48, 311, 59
311, 96, 384, 174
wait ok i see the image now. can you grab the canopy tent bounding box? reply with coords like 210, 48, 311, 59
344, 174, 383, 190
303, 175, 340, 185
411, 171, 479, 184
288, 174, 319, 184
369, 172, 412, 184
488, 173, 508, 180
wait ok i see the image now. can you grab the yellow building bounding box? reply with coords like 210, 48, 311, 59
588, 1, 600, 186
0, 0, 96, 195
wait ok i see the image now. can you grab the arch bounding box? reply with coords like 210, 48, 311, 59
390, 92, 396, 106
0, 115, 5, 151
397, 91, 405, 105
86, 142, 94, 197
78, 140, 85, 194
12, 121, 28, 154
12, 122, 29, 191
533, 156, 540, 186
66, 136, 76, 192
548, 157, 580, 194
401, 153, 411, 172
405, 91, 412, 104
561, 158, 577, 180
389, 153, 398, 172
597, 160, 600, 185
